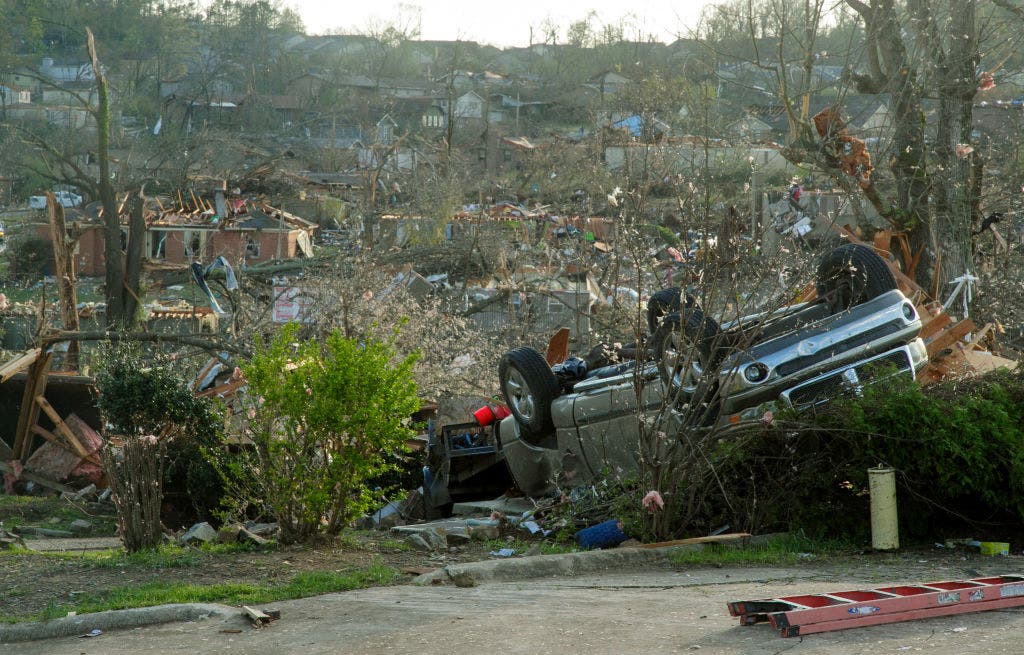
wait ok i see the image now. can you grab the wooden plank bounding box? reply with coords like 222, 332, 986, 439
34, 395, 90, 460
991, 225, 1008, 254
13, 352, 52, 461
919, 312, 953, 341
925, 319, 976, 356
30, 425, 102, 467
0, 460, 75, 494
637, 532, 753, 549
196, 377, 245, 399
0, 348, 41, 384
872, 230, 892, 258
963, 350, 1020, 374
242, 605, 273, 627
793, 282, 817, 303
966, 323, 995, 352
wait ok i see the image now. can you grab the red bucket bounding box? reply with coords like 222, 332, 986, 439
474, 405, 495, 426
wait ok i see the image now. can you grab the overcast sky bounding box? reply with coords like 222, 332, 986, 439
289, 0, 712, 47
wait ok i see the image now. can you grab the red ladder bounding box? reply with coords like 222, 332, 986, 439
728, 575, 1024, 637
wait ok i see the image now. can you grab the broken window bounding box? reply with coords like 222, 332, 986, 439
148, 230, 166, 259
245, 235, 260, 258
184, 230, 207, 259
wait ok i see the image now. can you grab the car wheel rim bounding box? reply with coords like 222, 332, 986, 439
664, 331, 704, 393
505, 369, 535, 421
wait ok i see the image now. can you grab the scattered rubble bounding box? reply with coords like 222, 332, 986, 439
179, 522, 218, 546
217, 523, 269, 546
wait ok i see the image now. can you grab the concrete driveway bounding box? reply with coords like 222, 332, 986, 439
9, 564, 1024, 655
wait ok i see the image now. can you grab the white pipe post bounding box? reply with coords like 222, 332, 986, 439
869, 467, 899, 550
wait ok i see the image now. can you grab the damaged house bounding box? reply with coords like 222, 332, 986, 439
37, 190, 317, 278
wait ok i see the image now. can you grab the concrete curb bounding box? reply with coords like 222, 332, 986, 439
0, 603, 233, 644
414, 543, 702, 586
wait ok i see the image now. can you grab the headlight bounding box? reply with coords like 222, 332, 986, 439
743, 363, 769, 383
902, 302, 916, 321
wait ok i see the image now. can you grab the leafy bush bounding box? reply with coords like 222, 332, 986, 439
95, 343, 226, 526
703, 368, 1024, 541
217, 323, 419, 544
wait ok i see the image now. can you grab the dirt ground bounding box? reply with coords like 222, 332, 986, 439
0, 497, 507, 620
1, 493, 1016, 624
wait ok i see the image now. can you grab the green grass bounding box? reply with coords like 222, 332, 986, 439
333, 530, 412, 553
0, 495, 118, 536
2, 564, 400, 623
0, 541, 272, 568
667, 533, 853, 566
0, 545, 201, 568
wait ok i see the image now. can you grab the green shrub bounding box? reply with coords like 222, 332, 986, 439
216, 323, 419, 544
95, 343, 226, 526
707, 368, 1024, 541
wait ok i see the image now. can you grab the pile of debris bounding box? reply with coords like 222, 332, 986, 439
0, 350, 247, 504
834, 227, 1018, 382
1, 349, 104, 496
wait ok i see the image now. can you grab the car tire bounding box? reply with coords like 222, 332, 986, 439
652, 309, 721, 421
499, 347, 560, 444
815, 243, 897, 313
646, 287, 696, 334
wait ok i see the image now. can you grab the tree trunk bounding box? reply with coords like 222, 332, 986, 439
46, 197, 80, 370
87, 28, 126, 330
103, 436, 165, 552
931, 1, 980, 293
846, 0, 933, 290
124, 188, 147, 326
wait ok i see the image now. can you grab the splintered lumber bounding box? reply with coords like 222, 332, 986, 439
196, 377, 245, 399
13, 352, 52, 461
34, 395, 91, 460
925, 318, 976, 356
966, 323, 995, 352
962, 350, 1020, 374
637, 532, 753, 549
0, 349, 41, 383
242, 605, 273, 627
48, 198, 80, 370
872, 230, 892, 258
919, 312, 953, 341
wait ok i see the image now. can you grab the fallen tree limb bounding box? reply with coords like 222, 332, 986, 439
41, 331, 252, 359
149, 256, 332, 286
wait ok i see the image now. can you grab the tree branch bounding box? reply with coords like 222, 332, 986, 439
43, 331, 253, 358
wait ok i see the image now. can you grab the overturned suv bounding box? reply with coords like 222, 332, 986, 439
494, 243, 929, 496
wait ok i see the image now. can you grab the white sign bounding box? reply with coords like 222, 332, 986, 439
273, 287, 312, 323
